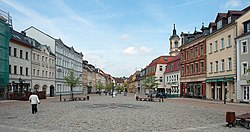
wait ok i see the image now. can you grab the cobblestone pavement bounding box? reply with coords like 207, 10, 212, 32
0, 93, 249, 132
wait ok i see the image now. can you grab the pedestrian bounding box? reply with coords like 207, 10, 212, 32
29, 92, 40, 114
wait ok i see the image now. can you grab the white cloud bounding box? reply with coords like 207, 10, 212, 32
139, 46, 151, 53
120, 33, 131, 40
123, 46, 151, 55
123, 47, 137, 55
222, 0, 241, 9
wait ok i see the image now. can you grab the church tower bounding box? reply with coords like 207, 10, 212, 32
169, 24, 180, 56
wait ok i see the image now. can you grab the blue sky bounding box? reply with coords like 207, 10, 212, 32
1, 0, 249, 77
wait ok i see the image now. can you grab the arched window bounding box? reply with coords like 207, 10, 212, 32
174, 41, 178, 48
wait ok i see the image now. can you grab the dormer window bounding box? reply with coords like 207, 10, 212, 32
210, 28, 213, 33
247, 23, 250, 32
228, 16, 231, 24
217, 20, 222, 29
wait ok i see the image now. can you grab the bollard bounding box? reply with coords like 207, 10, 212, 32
60, 94, 62, 102
162, 97, 164, 102
87, 96, 89, 100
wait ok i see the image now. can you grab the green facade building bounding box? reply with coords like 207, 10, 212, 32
0, 11, 11, 99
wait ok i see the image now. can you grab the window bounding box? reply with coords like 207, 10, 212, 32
14, 48, 17, 57
210, 62, 213, 73
217, 20, 222, 29
210, 43, 212, 53
242, 40, 248, 54
42, 70, 44, 77
20, 66, 23, 75
46, 71, 48, 77
228, 16, 231, 24
228, 58, 232, 70
186, 51, 189, 59
45, 57, 48, 63
14, 65, 17, 74
49, 72, 51, 78
42, 56, 44, 62
20, 50, 23, 58
221, 59, 225, 71
25, 52, 28, 60
195, 47, 198, 57
181, 65, 184, 76
191, 64, 194, 74
159, 77, 163, 82
186, 65, 189, 75
37, 70, 39, 76
221, 38, 224, 49
215, 61, 218, 72
26, 68, 28, 76
37, 54, 39, 61
174, 41, 178, 48
215, 41, 218, 51
200, 45, 204, 55
159, 66, 162, 71
247, 23, 250, 32
181, 53, 184, 61
195, 63, 198, 73
33, 53, 35, 61
9, 47, 11, 56
33, 69, 35, 76
228, 35, 231, 47
242, 62, 248, 75
200, 62, 204, 73
210, 28, 213, 33
9, 65, 11, 74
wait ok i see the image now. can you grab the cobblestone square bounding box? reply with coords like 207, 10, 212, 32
0, 93, 249, 132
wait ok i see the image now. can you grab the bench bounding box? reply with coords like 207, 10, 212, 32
236, 113, 250, 129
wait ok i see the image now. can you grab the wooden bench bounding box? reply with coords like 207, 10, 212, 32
63, 98, 72, 101
236, 113, 250, 129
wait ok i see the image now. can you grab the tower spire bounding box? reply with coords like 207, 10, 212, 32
173, 24, 176, 35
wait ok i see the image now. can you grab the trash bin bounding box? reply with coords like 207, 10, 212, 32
226, 112, 235, 127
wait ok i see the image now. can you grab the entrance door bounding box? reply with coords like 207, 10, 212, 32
243, 86, 250, 102
50, 85, 54, 97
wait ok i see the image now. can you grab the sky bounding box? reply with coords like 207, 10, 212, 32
0, 0, 249, 77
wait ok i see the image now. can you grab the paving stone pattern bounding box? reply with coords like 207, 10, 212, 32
0, 93, 249, 132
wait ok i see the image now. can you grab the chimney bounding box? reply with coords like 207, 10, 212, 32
21, 31, 26, 36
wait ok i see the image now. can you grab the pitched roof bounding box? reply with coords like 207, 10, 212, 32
11, 29, 33, 48
147, 56, 174, 67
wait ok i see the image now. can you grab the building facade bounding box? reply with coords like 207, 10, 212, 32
30, 38, 56, 96
9, 30, 32, 95
24, 27, 83, 95
180, 25, 208, 99
164, 54, 181, 97
236, 10, 250, 103
205, 8, 249, 102
0, 10, 11, 99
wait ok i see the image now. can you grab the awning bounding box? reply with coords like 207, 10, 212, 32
206, 77, 235, 83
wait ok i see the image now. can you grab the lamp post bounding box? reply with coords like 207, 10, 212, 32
224, 77, 226, 104
19, 77, 23, 98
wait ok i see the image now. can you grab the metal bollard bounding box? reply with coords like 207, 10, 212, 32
60, 94, 62, 102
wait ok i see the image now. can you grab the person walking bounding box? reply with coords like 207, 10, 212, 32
29, 92, 40, 114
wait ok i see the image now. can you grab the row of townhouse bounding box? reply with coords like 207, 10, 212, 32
127, 6, 250, 103
0, 10, 113, 99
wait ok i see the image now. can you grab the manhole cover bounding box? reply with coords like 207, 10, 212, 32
76, 103, 149, 109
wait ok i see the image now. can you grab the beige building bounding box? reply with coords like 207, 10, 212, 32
30, 38, 56, 96
206, 8, 250, 102
9, 30, 32, 94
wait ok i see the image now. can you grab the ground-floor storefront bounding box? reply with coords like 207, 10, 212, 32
55, 80, 84, 95
32, 78, 55, 97
237, 79, 250, 103
180, 82, 206, 99
206, 77, 236, 102
164, 83, 180, 98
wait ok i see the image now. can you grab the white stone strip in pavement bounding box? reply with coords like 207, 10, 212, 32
0, 124, 58, 132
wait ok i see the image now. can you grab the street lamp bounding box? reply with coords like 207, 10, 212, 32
224, 77, 226, 104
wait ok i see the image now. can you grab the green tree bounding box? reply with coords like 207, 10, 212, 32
105, 83, 113, 95
64, 69, 80, 100
96, 80, 104, 95
142, 76, 159, 100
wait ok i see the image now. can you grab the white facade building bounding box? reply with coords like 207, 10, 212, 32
24, 27, 83, 95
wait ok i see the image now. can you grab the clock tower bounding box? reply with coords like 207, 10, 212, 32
169, 24, 180, 56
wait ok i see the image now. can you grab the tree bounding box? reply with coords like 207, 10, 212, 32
105, 83, 113, 95
142, 76, 159, 100
96, 80, 104, 95
64, 69, 80, 100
